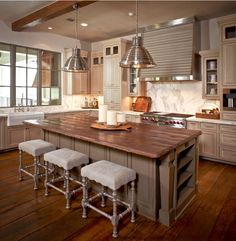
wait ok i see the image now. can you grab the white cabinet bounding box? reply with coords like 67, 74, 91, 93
125, 114, 141, 123
91, 51, 103, 95
199, 50, 219, 99
103, 38, 131, 111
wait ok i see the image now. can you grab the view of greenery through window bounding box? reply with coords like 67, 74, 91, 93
0, 42, 61, 108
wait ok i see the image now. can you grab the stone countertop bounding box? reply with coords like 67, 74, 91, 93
187, 116, 236, 125
24, 113, 201, 159
0, 108, 98, 117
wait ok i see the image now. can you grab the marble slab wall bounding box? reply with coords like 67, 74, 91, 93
147, 81, 220, 114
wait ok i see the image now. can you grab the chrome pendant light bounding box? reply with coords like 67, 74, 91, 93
120, 0, 156, 69
64, 4, 88, 72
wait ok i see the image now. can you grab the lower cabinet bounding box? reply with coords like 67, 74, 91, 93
187, 120, 236, 164
0, 117, 7, 150
219, 124, 236, 164
125, 114, 141, 123
6, 125, 42, 149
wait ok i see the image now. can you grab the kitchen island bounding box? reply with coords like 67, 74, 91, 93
24, 112, 201, 226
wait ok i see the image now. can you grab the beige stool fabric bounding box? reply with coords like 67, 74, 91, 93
44, 148, 89, 209
18, 139, 56, 190
81, 160, 136, 238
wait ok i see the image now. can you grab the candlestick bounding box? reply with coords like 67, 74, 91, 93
107, 111, 117, 126
98, 104, 108, 123
117, 113, 126, 123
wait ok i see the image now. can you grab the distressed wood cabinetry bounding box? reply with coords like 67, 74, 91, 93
219, 15, 236, 121
63, 49, 90, 95
219, 124, 236, 164
199, 50, 219, 99
103, 38, 131, 111
0, 117, 7, 150
188, 120, 236, 165
91, 51, 103, 95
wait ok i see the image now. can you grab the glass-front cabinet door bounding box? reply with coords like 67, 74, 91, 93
128, 68, 146, 96
199, 50, 219, 100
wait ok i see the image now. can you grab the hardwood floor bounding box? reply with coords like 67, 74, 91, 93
0, 150, 235, 241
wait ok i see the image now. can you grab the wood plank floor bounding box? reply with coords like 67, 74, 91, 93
0, 150, 235, 241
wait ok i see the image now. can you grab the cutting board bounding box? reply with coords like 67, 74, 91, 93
91, 123, 132, 131
133, 96, 152, 112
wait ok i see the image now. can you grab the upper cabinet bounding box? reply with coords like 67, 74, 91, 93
91, 51, 103, 95
103, 38, 131, 111
63, 49, 90, 95
199, 50, 219, 99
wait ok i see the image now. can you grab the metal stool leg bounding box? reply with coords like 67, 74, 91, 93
112, 190, 119, 238
82, 177, 88, 218
33, 156, 39, 190
101, 186, 106, 207
45, 161, 49, 196
131, 181, 136, 223
19, 150, 23, 181
65, 170, 70, 209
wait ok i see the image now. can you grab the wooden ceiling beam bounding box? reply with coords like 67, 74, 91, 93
12, 0, 97, 31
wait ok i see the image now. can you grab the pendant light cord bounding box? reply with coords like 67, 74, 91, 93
74, 4, 79, 48
136, 0, 138, 37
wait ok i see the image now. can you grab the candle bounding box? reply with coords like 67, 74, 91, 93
117, 113, 126, 123
98, 104, 108, 123
107, 111, 117, 126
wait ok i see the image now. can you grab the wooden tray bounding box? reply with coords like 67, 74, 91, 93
91, 123, 132, 131
195, 112, 220, 119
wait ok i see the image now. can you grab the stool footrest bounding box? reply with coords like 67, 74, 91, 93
20, 168, 34, 178
103, 192, 131, 209
47, 182, 66, 195
86, 203, 112, 221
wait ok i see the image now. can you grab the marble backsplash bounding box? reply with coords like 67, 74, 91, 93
146, 81, 220, 114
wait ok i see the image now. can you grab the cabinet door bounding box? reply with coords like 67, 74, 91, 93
200, 131, 218, 158
25, 127, 42, 141
6, 126, 25, 149
71, 72, 89, 94
0, 117, 6, 150
103, 56, 120, 88
222, 43, 236, 86
91, 65, 103, 95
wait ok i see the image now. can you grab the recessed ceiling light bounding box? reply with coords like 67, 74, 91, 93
128, 12, 134, 17
48, 27, 53, 30
81, 23, 88, 27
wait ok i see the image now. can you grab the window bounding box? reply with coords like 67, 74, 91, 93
0, 42, 61, 108
0, 43, 11, 107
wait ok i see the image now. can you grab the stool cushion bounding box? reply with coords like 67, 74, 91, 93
19, 139, 56, 157
44, 148, 89, 170
81, 160, 136, 190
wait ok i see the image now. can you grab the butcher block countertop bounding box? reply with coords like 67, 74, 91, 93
24, 113, 201, 159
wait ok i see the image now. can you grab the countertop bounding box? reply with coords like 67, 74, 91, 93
24, 113, 201, 159
187, 116, 236, 125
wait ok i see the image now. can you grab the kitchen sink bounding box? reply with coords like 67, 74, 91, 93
7, 112, 44, 126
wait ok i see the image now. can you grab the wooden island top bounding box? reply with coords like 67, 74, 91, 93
25, 114, 201, 159
24, 112, 201, 226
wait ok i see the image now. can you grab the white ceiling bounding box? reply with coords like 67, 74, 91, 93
1, 1, 236, 42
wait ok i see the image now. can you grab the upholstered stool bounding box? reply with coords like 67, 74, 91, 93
44, 148, 89, 209
18, 139, 56, 190
81, 160, 136, 238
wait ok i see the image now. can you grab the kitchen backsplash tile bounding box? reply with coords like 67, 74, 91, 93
147, 82, 220, 114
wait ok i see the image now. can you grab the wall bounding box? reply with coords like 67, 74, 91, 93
145, 17, 221, 114
0, 21, 93, 112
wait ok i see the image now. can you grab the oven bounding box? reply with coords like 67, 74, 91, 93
141, 112, 193, 128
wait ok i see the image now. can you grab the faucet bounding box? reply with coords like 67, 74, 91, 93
14, 104, 25, 112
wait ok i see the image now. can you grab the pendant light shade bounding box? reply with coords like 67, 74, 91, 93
120, 0, 156, 69
64, 47, 88, 72
120, 36, 156, 68
64, 4, 88, 72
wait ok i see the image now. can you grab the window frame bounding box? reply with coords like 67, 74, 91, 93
0, 42, 61, 108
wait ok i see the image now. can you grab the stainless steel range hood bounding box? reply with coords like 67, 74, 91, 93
140, 17, 201, 82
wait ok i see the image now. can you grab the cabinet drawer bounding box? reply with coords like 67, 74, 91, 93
220, 133, 236, 147
219, 146, 236, 163
220, 124, 236, 133
222, 112, 236, 121
187, 121, 200, 130
201, 122, 217, 131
